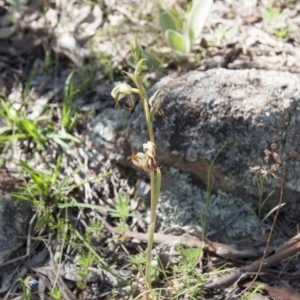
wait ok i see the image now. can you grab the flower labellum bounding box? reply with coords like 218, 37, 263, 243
125, 93, 136, 111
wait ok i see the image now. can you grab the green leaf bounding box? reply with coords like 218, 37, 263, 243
122, 71, 137, 86
165, 29, 186, 53
127, 50, 162, 70
0, 133, 26, 141
134, 59, 148, 79
144, 50, 163, 69
261, 203, 286, 223
50, 130, 80, 143
48, 131, 80, 149
155, 168, 161, 206
184, 0, 213, 52
0, 126, 11, 135
20, 119, 41, 141
0, 99, 18, 122
50, 136, 71, 149
126, 54, 136, 69
64, 70, 76, 102
159, 8, 180, 36
23, 72, 35, 100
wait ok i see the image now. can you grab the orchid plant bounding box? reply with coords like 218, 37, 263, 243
111, 37, 164, 295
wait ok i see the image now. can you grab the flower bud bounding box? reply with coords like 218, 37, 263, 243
143, 141, 156, 159
135, 59, 148, 79
149, 89, 165, 111
131, 35, 143, 63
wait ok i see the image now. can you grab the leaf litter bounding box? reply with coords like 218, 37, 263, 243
0, 0, 300, 299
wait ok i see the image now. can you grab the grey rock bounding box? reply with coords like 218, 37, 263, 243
88, 69, 300, 216
148, 167, 259, 238
125, 68, 300, 202
88, 109, 260, 238
0, 196, 32, 265
87, 108, 131, 162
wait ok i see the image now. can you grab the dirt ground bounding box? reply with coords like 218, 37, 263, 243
1, 0, 300, 299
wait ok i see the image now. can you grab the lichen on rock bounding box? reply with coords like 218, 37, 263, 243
151, 167, 259, 239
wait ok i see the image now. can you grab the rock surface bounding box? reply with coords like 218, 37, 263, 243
4, 68, 298, 248
124, 68, 300, 202
148, 167, 259, 238
87, 68, 300, 233
0, 195, 32, 265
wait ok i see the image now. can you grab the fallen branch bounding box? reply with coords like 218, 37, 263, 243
205, 239, 300, 289
103, 220, 257, 260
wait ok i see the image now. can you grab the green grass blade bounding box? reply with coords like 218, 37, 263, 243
0, 133, 26, 141
261, 202, 286, 223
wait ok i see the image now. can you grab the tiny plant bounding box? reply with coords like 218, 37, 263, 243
111, 36, 164, 296
240, 283, 264, 300
75, 251, 95, 289
62, 71, 80, 132
241, 142, 285, 297
18, 276, 38, 300
214, 24, 228, 41
201, 142, 226, 239
0, 98, 80, 149
85, 219, 104, 242
254, 172, 275, 222
23, 72, 35, 101
109, 193, 131, 232
173, 245, 206, 298
11, 159, 103, 231
128, 252, 147, 274
274, 27, 293, 42
262, 7, 284, 21
49, 288, 62, 300
250, 145, 286, 223
262, 6, 287, 38
159, 0, 213, 56
174, 246, 203, 275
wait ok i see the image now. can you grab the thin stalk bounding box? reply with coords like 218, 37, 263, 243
137, 80, 158, 295
143, 101, 154, 143
138, 83, 154, 143
145, 170, 156, 289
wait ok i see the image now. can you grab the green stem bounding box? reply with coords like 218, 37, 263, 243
145, 170, 156, 289
135, 76, 161, 298
138, 83, 154, 143
144, 106, 154, 143
136, 80, 158, 295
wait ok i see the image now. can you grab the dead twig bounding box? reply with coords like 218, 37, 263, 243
205, 235, 300, 289
102, 219, 257, 260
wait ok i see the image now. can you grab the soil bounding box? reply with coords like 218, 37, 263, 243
0, 0, 300, 299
